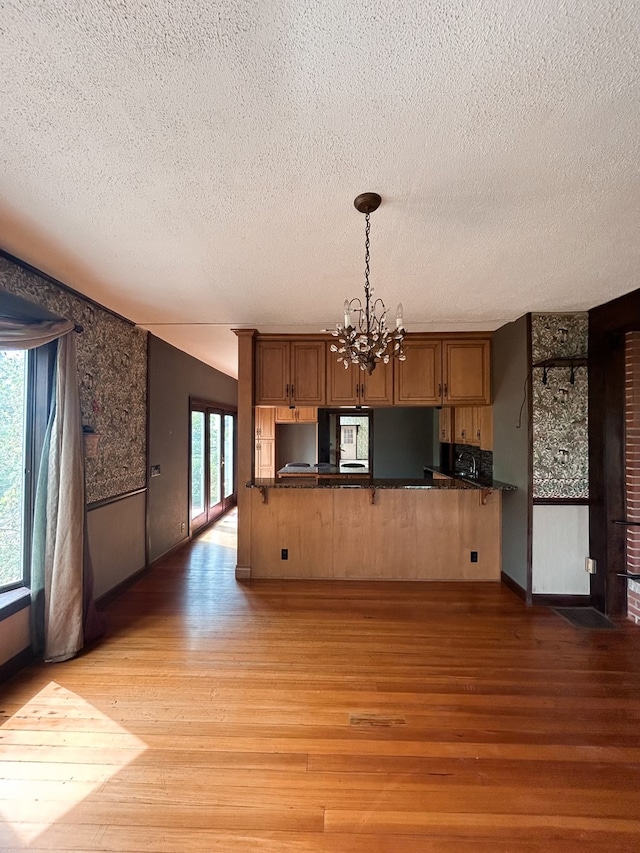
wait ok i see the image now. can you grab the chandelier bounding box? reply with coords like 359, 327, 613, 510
329, 192, 406, 374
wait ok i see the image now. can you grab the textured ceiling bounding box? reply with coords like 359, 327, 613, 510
1, 1, 639, 378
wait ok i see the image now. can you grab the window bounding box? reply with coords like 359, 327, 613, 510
0, 350, 27, 592
0, 343, 54, 602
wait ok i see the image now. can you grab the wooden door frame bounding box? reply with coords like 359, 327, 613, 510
589, 290, 640, 615
189, 397, 237, 534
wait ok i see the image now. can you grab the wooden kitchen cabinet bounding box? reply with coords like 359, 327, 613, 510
438, 407, 453, 443
255, 438, 275, 479
454, 407, 478, 446
477, 406, 493, 450
394, 337, 491, 406
393, 340, 442, 405
361, 360, 393, 404
255, 340, 326, 406
255, 406, 275, 439
443, 339, 491, 405
326, 355, 393, 406
254, 407, 276, 478
275, 406, 318, 423
451, 405, 492, 449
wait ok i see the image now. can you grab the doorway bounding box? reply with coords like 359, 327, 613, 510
333, 413, 371, 469
190, 400, 236, 532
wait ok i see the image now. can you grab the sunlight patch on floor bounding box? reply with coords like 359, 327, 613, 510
0, 681, 146, 845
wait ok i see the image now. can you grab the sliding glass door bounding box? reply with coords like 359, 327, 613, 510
190, 401, 236, 532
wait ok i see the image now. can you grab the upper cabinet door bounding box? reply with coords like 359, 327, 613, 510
326, 355, 359, 405
454, 407, 479, 446
443, 340, 491, 405
255, 406, 276, 439
362, 359, 393, 405
394, 340, 442, 405
255, 341, 290, 405
290, 341, 326, 405
439, 407, 453, 443
478, 406, 493, 450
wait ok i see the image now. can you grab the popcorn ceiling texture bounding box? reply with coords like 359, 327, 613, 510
1, 2, 639, 376
0, 257, 147, 504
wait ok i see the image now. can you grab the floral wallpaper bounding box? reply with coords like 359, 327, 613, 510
0, 255, 147, 504
531, 312, 588, 499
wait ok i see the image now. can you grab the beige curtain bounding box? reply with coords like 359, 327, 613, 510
1, 298, 95, 662
0, 316, 74, 348
41, 334, 85, 661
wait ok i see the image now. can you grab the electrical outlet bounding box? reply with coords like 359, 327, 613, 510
181, 522, 186, 534
281, 548, 288, 560
470, 551, 478, 563
585, 557, 597, 574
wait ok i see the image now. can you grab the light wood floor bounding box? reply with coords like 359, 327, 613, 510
2, 509, 640, 852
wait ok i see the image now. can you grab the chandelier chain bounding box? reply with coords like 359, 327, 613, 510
326, 192, 406, 374
364, 212, 371, 303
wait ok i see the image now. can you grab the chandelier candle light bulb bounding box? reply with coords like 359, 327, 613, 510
326, 193, 407, 374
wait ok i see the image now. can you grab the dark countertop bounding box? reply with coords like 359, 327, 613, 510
249, 477, 477, 490
422, 465, 517, 491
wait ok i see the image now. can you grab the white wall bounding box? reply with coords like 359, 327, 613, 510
532, 505, 590, 595
0, 607, 29, 667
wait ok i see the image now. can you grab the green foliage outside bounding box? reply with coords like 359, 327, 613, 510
191, 412, 205, 519
0, 350, 26, 587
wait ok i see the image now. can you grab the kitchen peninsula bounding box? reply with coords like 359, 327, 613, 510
234, 329, 513, 581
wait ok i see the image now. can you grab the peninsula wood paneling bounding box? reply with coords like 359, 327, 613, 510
249, 488, 501, 580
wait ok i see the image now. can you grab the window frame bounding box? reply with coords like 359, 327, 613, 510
0, 342, 55, 608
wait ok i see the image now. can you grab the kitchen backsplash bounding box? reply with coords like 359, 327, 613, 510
453, 445, 493, 480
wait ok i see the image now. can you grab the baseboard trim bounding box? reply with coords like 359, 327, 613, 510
532, 593, 591, 607
501, 571, 527, 602
235, 566, 251, 581
148, 536, 191, 568
0, 646, 34, 684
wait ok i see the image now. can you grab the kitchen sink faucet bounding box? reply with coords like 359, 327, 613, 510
457, 451, 477, 478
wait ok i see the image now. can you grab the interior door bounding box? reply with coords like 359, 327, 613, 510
340, 425, 358, 459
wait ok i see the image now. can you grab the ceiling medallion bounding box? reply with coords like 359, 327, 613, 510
329, 192, 406, 374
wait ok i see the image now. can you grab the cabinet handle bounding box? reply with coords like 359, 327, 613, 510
356, 383, 360, 399
286, 384, 290, 402
361, 384, 365, 398
291, 384, 295, 403
438, 383, 442, 398
444, 383, 448, 398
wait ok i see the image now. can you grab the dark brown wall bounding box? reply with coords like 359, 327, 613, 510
492, 315, 531, 594
147, 335, 237, 563
589, 288, 640, 614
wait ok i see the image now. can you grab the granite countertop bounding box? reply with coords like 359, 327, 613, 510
249, 477, 477, 490
423, 465, 517, 491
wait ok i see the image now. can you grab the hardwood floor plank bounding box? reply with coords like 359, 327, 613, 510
1, 509, 639, 851
324, 808, 640, 837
